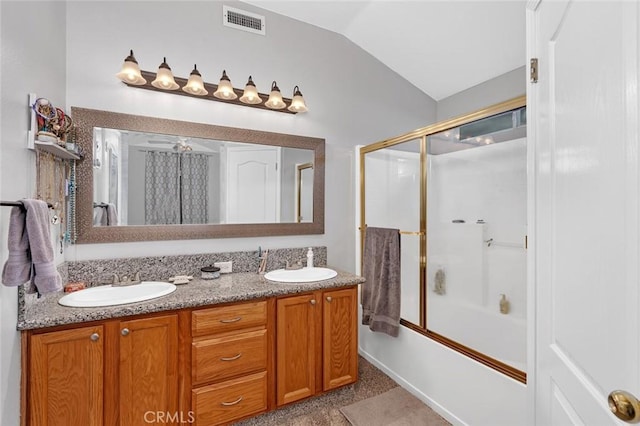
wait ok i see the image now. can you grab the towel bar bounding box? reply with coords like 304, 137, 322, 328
1, 200, 53, 209
358, 225, 424, 236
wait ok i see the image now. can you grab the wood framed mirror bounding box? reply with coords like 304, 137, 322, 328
72, 107, 325, 243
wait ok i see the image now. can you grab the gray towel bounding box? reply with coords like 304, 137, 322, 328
2, 206, 31, 287
23, 199, 62, 294
2, 200, 62, 294
93, 203, 118, 226
93, 206, 107, 226
362, 227, 401, 337
106, 203, 118, 226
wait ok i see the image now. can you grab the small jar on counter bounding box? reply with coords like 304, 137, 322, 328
201, 266, 221, 280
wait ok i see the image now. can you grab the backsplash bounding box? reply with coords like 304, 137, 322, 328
66, 246, 327, 286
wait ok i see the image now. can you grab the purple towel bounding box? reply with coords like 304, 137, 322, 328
1, 200, 62, 294
1, 206, 31, 286
362, 227, 401, 337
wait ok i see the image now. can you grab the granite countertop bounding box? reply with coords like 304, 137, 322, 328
18, 269, 365, 331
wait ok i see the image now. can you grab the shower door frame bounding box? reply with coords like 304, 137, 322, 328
359, 95, 527, 383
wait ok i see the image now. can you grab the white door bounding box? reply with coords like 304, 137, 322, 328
226, 146, 281, 223
530, 1, 640, 424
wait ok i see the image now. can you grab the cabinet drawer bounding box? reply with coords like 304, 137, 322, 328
193, 371, 267, 426
192, 329, 267, 385
192, 301, 267, 336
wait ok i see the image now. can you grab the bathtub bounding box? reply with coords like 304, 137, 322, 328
426, 294, 526, 372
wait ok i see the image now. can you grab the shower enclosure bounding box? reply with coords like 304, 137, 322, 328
359, 96, 527, 382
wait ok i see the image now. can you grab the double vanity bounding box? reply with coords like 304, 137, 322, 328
17, 108, 360, 425
19, 258, 364, 426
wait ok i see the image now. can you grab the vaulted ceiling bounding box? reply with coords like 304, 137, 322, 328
244, 1, 526, 101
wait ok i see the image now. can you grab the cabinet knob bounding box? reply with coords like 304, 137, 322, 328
326, 296, 332, 303
310, 299, 316, 305
90, 333, 100, 342
121, 328, 130, 336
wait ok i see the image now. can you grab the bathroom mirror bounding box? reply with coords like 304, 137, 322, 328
73, 107, 325, 243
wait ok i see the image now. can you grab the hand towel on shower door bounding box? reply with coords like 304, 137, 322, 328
362, 227, 401, 337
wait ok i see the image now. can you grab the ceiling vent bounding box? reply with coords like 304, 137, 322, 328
223, 5, 266, 35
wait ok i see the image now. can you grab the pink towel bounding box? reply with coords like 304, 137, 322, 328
1, 200, 62, 294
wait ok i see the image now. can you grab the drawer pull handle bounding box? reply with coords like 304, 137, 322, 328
219, 317, 242, 324
90, 333, 100, 342
220, 396, 243, 406
220, 353, 242, 362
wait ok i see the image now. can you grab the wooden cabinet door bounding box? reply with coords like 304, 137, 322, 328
119, 315, 178, 425
276, 293, 318, 406
29, 325, 104, 426
322, 287, 358, 391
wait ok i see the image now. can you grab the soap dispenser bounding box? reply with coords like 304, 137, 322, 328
306, 247, 314, 268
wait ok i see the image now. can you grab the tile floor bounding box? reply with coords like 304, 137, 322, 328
236, 356, 450, 425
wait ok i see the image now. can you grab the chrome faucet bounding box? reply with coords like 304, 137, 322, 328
112, 272, 142, 286
284, 259, 304, 270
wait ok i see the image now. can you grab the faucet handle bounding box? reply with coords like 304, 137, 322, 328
134, 272, 141, 281
112, 273, 120, 284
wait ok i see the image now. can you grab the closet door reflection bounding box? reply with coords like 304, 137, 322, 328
363, 139, 422, 325
426, 129, 527, 373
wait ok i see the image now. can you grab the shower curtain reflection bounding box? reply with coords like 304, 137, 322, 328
144, 151, 209, 225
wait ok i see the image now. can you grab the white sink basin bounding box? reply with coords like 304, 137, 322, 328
264, 267, 338, 283
58, 281, 177, 307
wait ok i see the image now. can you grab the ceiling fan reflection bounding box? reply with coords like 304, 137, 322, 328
147, 137, 193, 152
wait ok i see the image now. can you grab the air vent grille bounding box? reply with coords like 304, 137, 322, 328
223, 6, 266, 35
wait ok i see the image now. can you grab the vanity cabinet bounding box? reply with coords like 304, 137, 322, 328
27, 325, 104, 426
322, 287, 358, 391
276, 286, 358, 406
191, 300, 271, 426
24, 314, 179, 426
117, 315, 179, 425
22, 284, 358, 425
276, 293, 319, 406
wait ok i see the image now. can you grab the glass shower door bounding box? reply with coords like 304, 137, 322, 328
362, 138, 423, 325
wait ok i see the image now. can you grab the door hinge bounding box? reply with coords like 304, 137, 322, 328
530, 58, 538, 83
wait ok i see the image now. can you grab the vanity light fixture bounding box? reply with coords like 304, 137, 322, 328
287, 86, 308, 113
116, 50, 146, 85
182, 65, 208, 96
265, 81, 286, 110
151, 57, 179, 90
213, 70, 238, 100
117, 50, 307, 114
239, 76, 262, 105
